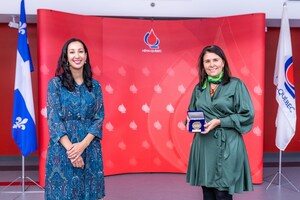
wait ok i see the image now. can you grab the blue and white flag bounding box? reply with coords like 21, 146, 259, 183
12, 0, 37, 156
273, 3, 296, 151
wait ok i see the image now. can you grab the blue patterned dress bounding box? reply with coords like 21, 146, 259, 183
45, 77, 105, 200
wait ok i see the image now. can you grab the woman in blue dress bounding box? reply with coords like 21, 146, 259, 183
45, 38, 105, 200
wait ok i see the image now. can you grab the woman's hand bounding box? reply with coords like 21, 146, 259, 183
66, 134, 95, 168
67, 141, 87, 162
186, 116, 190, 131
202, 119, 221, 134
71, 155, 85, 169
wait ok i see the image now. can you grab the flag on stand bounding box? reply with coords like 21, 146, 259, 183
12, 0, 37, 156
273, 3, 296, 151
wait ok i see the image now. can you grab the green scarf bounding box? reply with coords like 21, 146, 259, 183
202, 71, 224, 90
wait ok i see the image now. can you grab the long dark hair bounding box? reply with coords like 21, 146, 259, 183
198, 45, 231, 88
55, 38, 93, 92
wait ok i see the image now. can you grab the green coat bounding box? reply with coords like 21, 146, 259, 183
186, 77, 254, 195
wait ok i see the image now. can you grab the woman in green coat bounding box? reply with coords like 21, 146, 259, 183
186, 45, 254, 200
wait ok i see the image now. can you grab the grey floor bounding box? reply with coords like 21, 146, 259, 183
1, 155, 300, 200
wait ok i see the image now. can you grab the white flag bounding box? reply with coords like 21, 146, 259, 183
273, 3, 296, 151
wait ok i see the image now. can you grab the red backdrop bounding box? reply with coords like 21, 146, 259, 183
37, 10, 265, 187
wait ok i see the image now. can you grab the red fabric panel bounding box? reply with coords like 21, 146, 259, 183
38, 10, 265, 187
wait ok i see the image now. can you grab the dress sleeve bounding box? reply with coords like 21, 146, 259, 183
188, 85, 199, 111
87, 81, 105, 139
185, 85, 199, 125
47, 78, 68, 143
219, 80, 255, 134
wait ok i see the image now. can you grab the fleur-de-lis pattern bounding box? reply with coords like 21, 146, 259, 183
13, 117, 28, 130
18, 21, 26, 35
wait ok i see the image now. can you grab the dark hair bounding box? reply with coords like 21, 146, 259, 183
198, 45, 231, 88
55, 38, 93, 92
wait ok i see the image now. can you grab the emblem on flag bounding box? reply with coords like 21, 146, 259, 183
12, 0, 37, 156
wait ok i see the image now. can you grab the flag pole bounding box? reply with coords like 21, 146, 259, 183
278, 150, 282, 186
22, 156, 25, 193
0, 156, 44, 193
21, 156, 44, 192
266, 1, 298, 192
266, 150, 299, 192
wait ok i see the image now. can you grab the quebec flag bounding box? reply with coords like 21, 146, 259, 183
273, 3, 296, 151
12, 0, 37, 156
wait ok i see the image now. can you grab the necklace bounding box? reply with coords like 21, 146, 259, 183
210, 84, 219, 95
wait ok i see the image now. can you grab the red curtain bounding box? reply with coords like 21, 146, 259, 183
38, 10, 265, 187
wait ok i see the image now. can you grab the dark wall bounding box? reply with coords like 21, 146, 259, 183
0, 24, 299, 155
